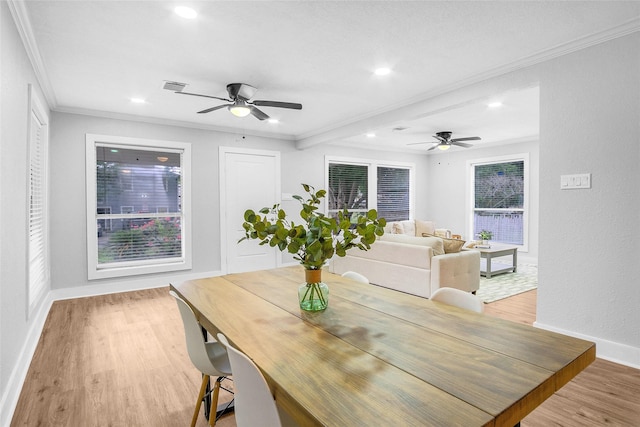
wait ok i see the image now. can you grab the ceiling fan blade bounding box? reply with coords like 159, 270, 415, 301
250, 106, 270, 120
427, 144, 440, 151
197, 104, 229, 114
450, 136, 481, 142
252, 100, 303, 110
177, 91, 230, 102
451, 141, 474, 148
432, 135, 446, 142
407, 141, 431, 146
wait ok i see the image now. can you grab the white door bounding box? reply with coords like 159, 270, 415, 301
220, 147, 280, 273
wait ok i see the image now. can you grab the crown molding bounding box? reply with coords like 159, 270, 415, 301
296, 17, 640, 149
53, 105, 297, 141
7, 0, 58, 108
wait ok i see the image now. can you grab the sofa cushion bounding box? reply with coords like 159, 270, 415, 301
381, 233, 444, 256
423, 233, 465, 253
415, 220, 435, 237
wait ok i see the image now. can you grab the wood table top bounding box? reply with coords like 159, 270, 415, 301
171, 266, 595, 427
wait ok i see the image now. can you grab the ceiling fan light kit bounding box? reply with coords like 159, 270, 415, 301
407, 131, 481, 151
229, 101, 251, 117
175, 82, 302, 121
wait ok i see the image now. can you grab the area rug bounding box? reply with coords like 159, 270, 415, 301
476, 263, 538, 303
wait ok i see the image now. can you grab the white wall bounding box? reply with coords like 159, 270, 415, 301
0, 2, 50, 423
49, 113, 430, 293
535, 33, 640, 365
425, 32, 639, 365
426, 139, 540, 262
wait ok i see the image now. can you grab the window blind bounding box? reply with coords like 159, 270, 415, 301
377, 166, 410, 221
327, 163, 368, 212
95, 145, 184, 266
28, 102, 49, 313
473, 160, 525, 244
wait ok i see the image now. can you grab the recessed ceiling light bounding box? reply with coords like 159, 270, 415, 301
374, 67, 391, 76
366, 132, 376, 138
174, 6, 197, 19
488, 101, 503, 108
130, 97, 146, 104
268, 118, 279, 124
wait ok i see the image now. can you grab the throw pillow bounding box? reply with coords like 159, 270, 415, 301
423, 233, 466, 253
392, 222, 405, 234
400, 220, 415, 236
415, 220, 435, 237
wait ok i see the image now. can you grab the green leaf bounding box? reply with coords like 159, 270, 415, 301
244, 210, 256, 222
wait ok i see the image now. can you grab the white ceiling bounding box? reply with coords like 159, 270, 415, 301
16, 1, 640, 152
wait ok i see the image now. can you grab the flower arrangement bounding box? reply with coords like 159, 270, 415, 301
239, 183, 386, 269
478, 230, 493, 241
239, 183, 386, 311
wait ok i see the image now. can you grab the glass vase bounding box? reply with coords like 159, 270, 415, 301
298, 269, 329, 311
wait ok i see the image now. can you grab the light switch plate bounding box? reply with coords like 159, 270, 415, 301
561, 173, 591, 189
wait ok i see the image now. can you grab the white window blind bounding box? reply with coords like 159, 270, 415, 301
326, 158, 414, 222
86, 135, 192, 279
377, 166, 410, 222
327, 163, 368, 216
28, 87, 49, 314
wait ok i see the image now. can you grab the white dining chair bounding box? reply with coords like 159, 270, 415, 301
430, 287, 484, 313
216, 333, 282, 427
341, 270, 370, 284
170, 290, 232, 427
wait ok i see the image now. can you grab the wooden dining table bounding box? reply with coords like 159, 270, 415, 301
170, 266, 595, 427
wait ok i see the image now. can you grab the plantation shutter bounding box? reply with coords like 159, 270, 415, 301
377, 166, 410, 221
28, 93, 49, 313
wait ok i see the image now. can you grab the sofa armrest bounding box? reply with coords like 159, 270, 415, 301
430, 250, 480, 295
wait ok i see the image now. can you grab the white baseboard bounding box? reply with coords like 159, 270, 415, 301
534, 321, 640, 370
0, 269, 223, 427
51, 269, 224, 301
0, 292, 54, 427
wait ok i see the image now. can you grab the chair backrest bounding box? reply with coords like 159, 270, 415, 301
430, 287, 484, 313
216, 333, 282, 427
341, 271, 369, 284
170, 290, 223, 374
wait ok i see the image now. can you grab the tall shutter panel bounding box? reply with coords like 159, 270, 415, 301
28, 94, 49, 314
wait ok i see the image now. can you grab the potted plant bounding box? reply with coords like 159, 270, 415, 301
478, 230, 493, 244
239, 183, 386, 311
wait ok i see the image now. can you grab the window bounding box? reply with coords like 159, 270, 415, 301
469, 154, 528, 248
326, 157, 414, 222
377, 166, 410, 222
86, 134, 191, 279
27, 85, 50, 315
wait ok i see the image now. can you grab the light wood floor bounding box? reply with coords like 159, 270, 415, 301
11, 288, 640, 426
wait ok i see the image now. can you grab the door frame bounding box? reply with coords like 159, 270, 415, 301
219, 146, 281, 274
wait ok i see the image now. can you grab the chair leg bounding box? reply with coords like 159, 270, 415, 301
192, 375, 210, 427
209, 377, 223, 427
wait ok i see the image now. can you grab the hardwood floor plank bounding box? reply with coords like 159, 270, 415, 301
11, 287, 639, 426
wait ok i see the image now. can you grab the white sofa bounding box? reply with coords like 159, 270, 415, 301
329, 220, 480, 298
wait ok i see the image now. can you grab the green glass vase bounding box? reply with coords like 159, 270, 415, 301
298, 269, 329, 311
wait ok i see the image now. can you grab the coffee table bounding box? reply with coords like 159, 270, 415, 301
472, 244, 518, 278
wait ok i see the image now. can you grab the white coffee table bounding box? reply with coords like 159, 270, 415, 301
472, 244, 518, 278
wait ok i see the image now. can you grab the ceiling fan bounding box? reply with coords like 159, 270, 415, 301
408, 131, 481, 151
175, 83, 302, 120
